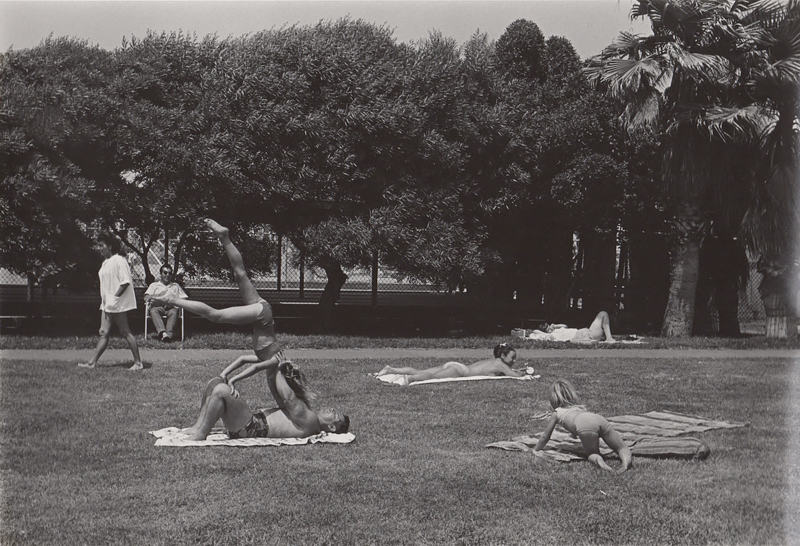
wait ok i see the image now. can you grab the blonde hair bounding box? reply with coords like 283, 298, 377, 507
548, 379, 581, 410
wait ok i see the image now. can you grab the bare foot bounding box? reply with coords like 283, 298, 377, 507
182, 431, 209, 441
78, 362, 96, 369
204, 218, 229, 239
128, 362, 144, 371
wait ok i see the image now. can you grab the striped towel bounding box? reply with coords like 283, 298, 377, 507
150, 427, 355, 447
486, 410, 747, 461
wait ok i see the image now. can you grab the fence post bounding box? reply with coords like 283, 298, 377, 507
164, 228, 169, 266
277, 235, 282, 292
299, 251, 305, 300
372, 249, 378, 307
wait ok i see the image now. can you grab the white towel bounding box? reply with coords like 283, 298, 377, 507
374, 373, 539, 386
150, 427, 355, 447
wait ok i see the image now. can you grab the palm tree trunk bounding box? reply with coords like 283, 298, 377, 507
661, 238, 700, 337
758, 260, 798, 339
661, 206, 705, 337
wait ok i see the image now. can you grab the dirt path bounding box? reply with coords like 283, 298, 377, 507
2, 347, 798, 364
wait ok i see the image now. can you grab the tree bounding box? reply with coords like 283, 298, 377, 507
0, 37, 110, 308
587, 0, 799, 337
94, 31, 224, 284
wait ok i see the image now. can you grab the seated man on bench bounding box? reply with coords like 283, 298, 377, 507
531, 311, 615, 343
178, 354, 349, 440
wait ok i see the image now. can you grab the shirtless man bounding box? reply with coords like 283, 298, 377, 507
376, 344, 530, 385
534, 311, 615, 343
179, 355, 349, 440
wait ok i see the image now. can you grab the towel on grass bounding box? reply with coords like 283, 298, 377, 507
374, 373, 539, 386
486, 410, 747, 462
150, 427, 355, 447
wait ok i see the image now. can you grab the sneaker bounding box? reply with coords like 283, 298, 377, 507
162, 334, 173, 343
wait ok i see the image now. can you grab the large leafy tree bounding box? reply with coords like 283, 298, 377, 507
0, 37, 110, 306
95, 31, 225, 284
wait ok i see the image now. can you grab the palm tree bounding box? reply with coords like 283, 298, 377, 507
586, 0, 799, 338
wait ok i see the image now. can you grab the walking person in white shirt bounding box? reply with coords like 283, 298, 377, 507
79, 232, 143, 370
144, 265, 187, 342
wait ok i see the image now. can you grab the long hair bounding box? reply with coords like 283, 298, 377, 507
549, 379, 581, 410
280, 361, 318, 407
493, 343, 515, 359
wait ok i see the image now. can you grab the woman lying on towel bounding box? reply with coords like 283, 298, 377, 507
376, 344, 532, 385
534, 379, 631, 472
178, 356, 349, 440
529, 311, 615, 343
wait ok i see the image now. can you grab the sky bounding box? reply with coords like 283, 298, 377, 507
0, 0, 651, 59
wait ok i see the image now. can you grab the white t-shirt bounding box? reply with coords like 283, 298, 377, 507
550, 328, 578, 342
98, 254, 137, 313
145, 281, 188, 301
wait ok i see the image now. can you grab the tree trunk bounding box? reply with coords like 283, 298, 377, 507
661, 238, 700, 337
315, 259, 348, 332
758, 262, 798, 339
661, 205, 706, 337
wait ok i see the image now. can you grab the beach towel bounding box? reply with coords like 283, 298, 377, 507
373, 373, 539, 386
486, 410, 747, 462
150, 427, 355, 447
521, 330, 645, 344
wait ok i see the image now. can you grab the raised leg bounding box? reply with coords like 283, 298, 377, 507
206, 219, 261, 305
588, 311, 614, 342
182, 382, 253, 441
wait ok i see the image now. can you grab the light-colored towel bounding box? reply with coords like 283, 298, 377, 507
374, 373, 540, 386
150, 427, 355, 447
486, 410, 747, 461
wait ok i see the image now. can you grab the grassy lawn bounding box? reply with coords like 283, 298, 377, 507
1, 346, 797, 545
2, 331, 800, 350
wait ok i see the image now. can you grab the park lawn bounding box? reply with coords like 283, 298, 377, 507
2, 331, 800, 351
0, 353, 795, 545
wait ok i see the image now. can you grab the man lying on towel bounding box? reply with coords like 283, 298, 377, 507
376, 343, 530, 385
530, 311, 615, 343
177, 354, 349, 440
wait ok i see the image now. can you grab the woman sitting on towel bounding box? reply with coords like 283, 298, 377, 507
534, 379, 631, 472
376, 344, 531, 385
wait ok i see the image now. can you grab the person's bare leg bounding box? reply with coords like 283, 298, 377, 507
181, 378, 226, 435
182, 383, 252, 441
80, 312, 112, 368
579, 431, 613, 471
113, 312, 143, 370
206, 219, 261, 305
377, 365, 425, 376
602, 428, 632, 472
407, 367, 461, 382
588, 311, 614, 342
153, 296, 261, 326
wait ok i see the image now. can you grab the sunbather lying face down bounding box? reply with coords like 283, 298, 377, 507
375, 344, 528, 384
179, 358, 349, 441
